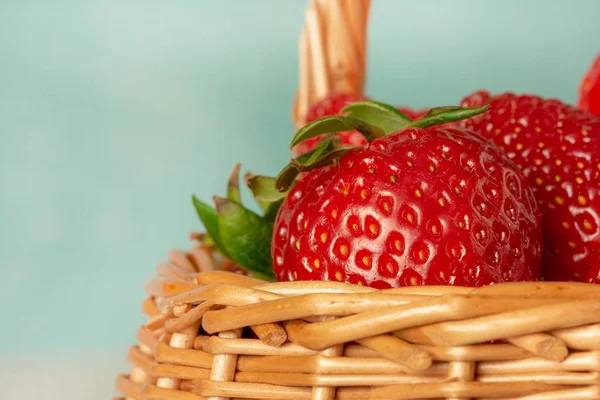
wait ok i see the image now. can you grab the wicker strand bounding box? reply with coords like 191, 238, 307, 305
156, 262, 195, 282
168, 249, 199, 273
155, 244, 204, 391
447, 361, 477, 400
136, 326, 160, 349
308, 316, 343, 400
154, 342, 213, 369
311, 344, 345, 400
165, 301, 215, 332
356, 334, 433, 371
206, 327, 243, 400
506, 333, 569, 362
116, 374, 143, 399
249, 323, 287, 347
126, 296, 163, 399
397, 299, 600, 346
552, 323, 600, 350
142, 297, 161, 316
369, 381, 567, 400
188, 245, 216, 272
156, 322, 201, 389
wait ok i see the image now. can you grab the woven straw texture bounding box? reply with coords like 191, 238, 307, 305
114, 244, 600, 400
292, 0, 370, 128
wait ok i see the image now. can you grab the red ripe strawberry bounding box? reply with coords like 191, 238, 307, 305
459, 91, 600, 282
272, 102, 542, 288
578, 54, 600, 117
294, 93, 369, 156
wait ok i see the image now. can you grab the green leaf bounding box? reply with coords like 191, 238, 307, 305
290, 115, 384, 148
247, 174, 288, 204
275, 163, 300, 193
214, 196, 276, 279
227, 163, 242, 203
275, 147, 317, 192
291, 145, 357, 172
341, 100, 412, 134
192, 195, 229, 257
303, 136, 335, 165
243, 172, 268, 212
420, 106, 463, 117
410, 105, 491, 129
276, 139, 358, 192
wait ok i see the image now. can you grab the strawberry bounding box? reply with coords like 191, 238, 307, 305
459, 91, 600, 282
294, 93, 370, 156
272, 101, 542, 288
578, 54, 600, 117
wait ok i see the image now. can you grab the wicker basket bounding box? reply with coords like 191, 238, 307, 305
115, 1, 600, 399
115, 246, 600, 400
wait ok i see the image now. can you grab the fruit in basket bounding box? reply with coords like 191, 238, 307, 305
578, 54, 600, 117
272, 101, 543, 288
459, 91, 600, 282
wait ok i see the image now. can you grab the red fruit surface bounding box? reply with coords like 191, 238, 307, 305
578, 54, 600, 117
294, 93, 370, 156
588, 264, 600, 284
273, 127, 542, 288
459, 91, 600, 282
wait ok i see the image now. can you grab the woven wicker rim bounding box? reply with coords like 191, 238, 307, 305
115, 245, 600, 400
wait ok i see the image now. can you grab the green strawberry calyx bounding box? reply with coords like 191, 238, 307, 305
192, 164, 288, 281
276, 100, 490, 191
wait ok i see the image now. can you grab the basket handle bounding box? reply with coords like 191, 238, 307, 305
293, 0, 371, 128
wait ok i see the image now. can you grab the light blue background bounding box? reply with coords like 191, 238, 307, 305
1, 0, 599, 359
